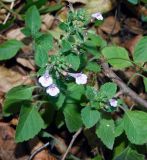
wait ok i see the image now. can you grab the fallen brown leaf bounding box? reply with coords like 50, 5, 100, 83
0, 66, 32, 93
85, 0, 117, 14
124, 35, 142, 54
41, 14, 55, 32
0, 122, 28, 160
16, 57, 35, 70
124, 18, 143, 34
99, 16, 120, 35
29, 138, 56, 160
6, 28, 25, 41
54, 135, 67, 154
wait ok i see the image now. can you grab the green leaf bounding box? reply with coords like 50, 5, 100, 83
81, 107, 100, 128
3, 85, 34, 114
87, 33, 106, 48
141, 0, 147, 3
5, 85, 34, 100
84, 45, 100, 58
25, 5, 41, 35
61, 40, 72, 52
15, 105, 44, 142
115, 118, 124, 137
102, 46, 132, 69
100, 82, 117, 99
40, 4, 63, 14
35, 34, 53, 51
114, 147, 145, 160
55, 93, 65, 109
0, 40, 23, 60
42, 105, 55, 128
143, 77, 147, 92
123, 111, 147, 144
86, 62, 101, 73
64, 104, 83, 132
35, 46, 48, 67
133, 36, 147, 63
86, 86, 97, 100
128, 0, 138, 4
35, 34, 53, 67
66, 83, 85, 101
96, 119, 115, 149
65, 54, 80, 71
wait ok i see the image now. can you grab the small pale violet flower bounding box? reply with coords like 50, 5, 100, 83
46, 84, 60, 96
68, 73, 87, 85
91, 12, 103, 20
38, 73, 53, 87
109, 99, 118, 107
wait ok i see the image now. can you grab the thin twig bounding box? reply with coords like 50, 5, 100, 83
61, 128, 82, 160
0, 1, 22, 20
3, 1, 14, 24
28, 142, 50, 160
100, 59, 147, 109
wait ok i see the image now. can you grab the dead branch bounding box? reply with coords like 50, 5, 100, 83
61, 128, 82, 160
100, 59, 147, 109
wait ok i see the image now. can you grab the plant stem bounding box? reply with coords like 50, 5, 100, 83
100, 59, 147, 109
61, 128, 82, 160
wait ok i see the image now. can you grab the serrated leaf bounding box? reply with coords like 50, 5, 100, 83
114, 147, 145, 160
35, 34, 53, 51
86, 86, 97, 100
115, 118, 124, 137
123, 111, 147, 144
81, 107, 100, 128
34, 34, 53, 67
5, 85, 34, 100
35, 46, 48, 67
134, 36, 147, 63
3, 85, 34, 114
96, 119, 115, 149
102, 46, 132, 69
64, 104, 83, 132
61, 40, 72, 52
0, 40, 23, 60
25, 5, 41, 35
66, 83, 85, 101
15, 105, 44, 142
65, 54, 80, 71
86, 62, 101, 73
100, 82, 117, 99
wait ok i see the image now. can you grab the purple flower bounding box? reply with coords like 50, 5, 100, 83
38, 73, 53, 87
109, 99, 118, 107
68, 73, 87, 85
91, 12, 103, 20
46, 84, 60, 96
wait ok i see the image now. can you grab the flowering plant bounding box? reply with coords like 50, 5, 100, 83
1, 4, 147, 159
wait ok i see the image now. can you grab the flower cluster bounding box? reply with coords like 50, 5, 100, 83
38, 72, 88, 96
38, 72, 60, 96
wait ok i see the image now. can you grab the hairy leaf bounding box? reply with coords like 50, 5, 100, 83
16, 105, 44, 142
0, 40, 23, 60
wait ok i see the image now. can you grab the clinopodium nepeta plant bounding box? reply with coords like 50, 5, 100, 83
1, 5, 147, 159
